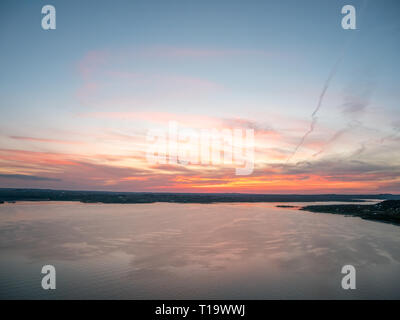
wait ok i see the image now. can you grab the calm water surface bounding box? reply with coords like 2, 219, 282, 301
0, 201, 399, 299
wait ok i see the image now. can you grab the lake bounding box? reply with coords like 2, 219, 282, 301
0, 201, 400, 299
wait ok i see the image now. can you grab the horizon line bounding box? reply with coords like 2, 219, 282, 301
0, 187, 397, 196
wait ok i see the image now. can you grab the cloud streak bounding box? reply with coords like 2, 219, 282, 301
0, 174, 61, 181
10, 136, 83, 145
286, 56, 342, 163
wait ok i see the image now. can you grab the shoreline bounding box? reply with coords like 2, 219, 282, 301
300, 200, 400, 226
1, 188, 399, 204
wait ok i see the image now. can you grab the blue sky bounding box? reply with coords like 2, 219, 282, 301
0, 0, 399, 192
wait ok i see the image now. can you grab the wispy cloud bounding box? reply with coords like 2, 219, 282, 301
0, 174, 61, 181
9, 136, 83, 145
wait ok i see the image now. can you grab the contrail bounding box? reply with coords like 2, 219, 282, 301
312, 126, 349, 158
312, 120, 361, 158
286, 117, 318, 163
286, 0, 368, 163
286, 57, 342, 163
349, 142, 366, 158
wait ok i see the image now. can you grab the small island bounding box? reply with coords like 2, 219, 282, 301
301, 200, 400, 225
276, 205, 298, 208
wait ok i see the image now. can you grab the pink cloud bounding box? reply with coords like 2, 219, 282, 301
77, 50, 110, 79
9, 136, 84, 145
78, 111, 220, 127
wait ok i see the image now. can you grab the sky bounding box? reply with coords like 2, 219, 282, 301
0, 0, 400, 193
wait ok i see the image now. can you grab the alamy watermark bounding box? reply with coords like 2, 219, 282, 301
342, 5, 356, 30
146, 121, 255, 175
341, 264, 356, 290
41, 5, 56, 30
41, 265, 56, 290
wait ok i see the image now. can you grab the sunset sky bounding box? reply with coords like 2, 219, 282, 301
0, 0, 400, 193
